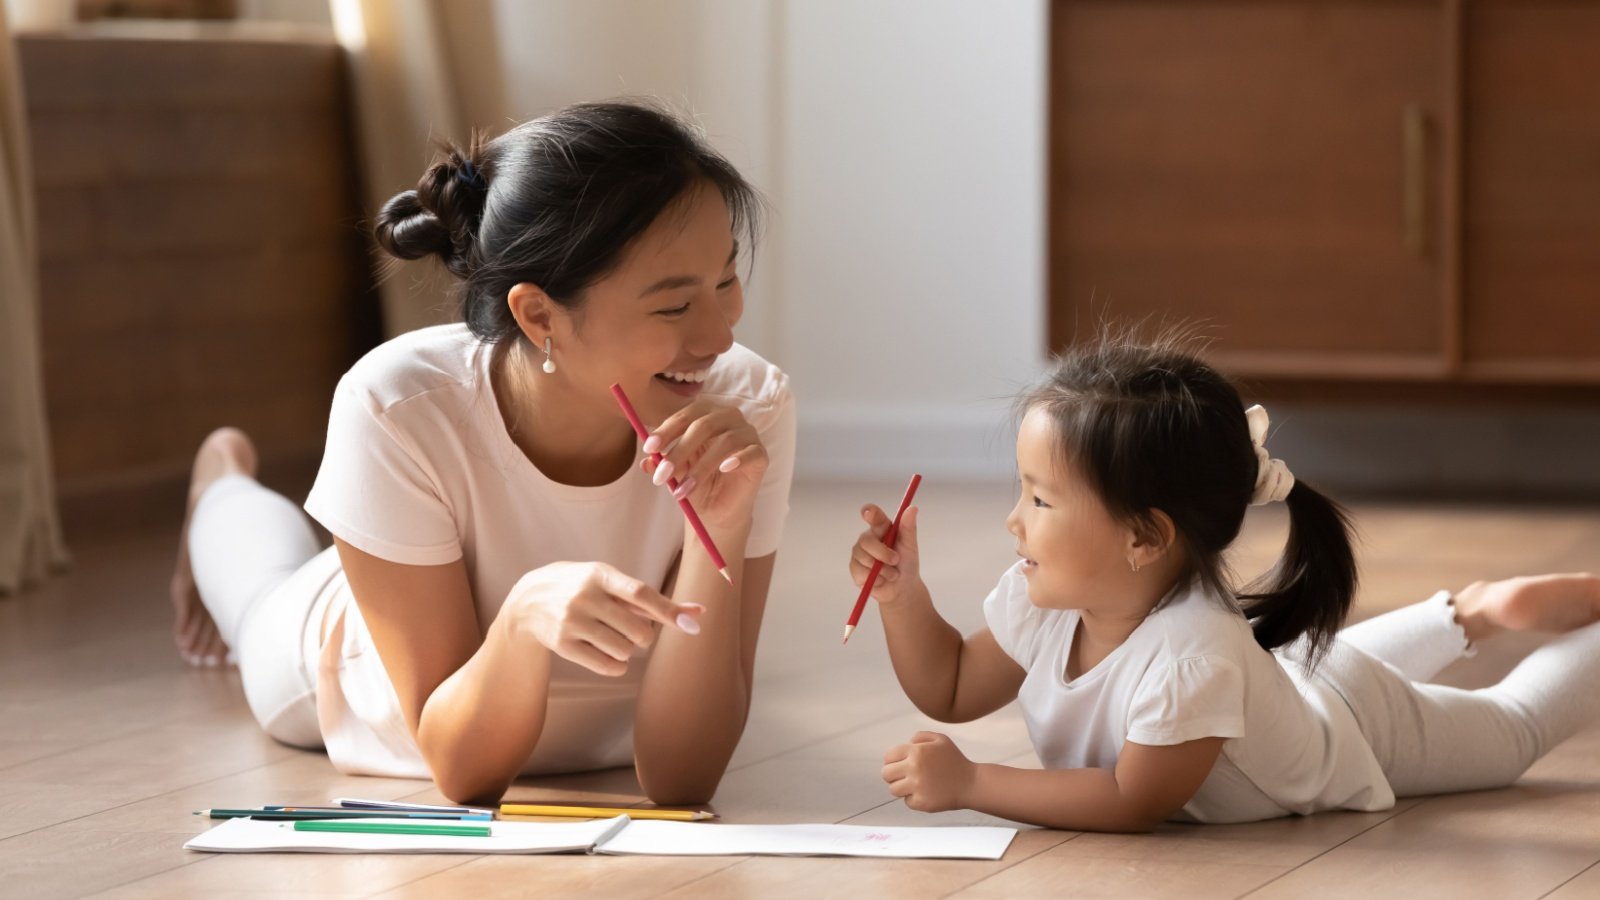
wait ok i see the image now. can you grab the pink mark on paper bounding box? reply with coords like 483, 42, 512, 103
865, 833, 892, 841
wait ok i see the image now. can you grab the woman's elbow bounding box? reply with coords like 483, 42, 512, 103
431, 764, 511, 807
637, 769, 722, 808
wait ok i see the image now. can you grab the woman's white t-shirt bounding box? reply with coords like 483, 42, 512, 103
982, 562, 1395, 824
300, 323, 796, 779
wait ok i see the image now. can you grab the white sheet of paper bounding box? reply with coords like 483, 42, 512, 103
595, 820, 1017, 860
185, 815, 1018, 860
183, 815, 629, 854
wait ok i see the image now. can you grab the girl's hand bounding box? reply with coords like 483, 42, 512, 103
882, 731, 975, 813
506, 561, 704, 677
641, 400, 767, 530
848, 504, 922, 605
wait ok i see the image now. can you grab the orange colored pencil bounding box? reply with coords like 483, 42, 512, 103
843, 474, 922, 644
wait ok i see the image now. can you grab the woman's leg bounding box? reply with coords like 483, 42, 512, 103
180, 429, 326, 748
171, 427, 258, 665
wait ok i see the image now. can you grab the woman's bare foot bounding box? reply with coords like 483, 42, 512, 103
172, 427, 258, 667
1452, 573, 1600, 643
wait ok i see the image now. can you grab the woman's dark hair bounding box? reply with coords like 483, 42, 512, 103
372, 99, 761, 342
1020, 328, 1358, 666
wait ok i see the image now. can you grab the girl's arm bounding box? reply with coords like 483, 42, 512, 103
336, 539, 690, 805
880, 589, 1026, 722
850, 505, 1026, 722
884, 732, 1226, 832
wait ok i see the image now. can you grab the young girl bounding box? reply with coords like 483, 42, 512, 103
170, 101, 795, 805
849, 334, 1600, 830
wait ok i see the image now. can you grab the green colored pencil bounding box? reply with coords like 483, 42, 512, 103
292, 820, 492, 837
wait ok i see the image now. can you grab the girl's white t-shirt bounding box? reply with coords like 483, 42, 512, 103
301, 324, 796, 779
983, 562, 1395, 824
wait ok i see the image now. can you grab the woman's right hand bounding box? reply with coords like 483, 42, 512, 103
849, 504, 922, 606
505, 562, 704, 677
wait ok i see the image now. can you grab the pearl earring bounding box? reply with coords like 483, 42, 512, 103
541, 337, 556, 374
1129, 559, 1141, 573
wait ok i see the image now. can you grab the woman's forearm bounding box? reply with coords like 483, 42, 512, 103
878, 584, 967, 720
633, 522, 752, 805
413, 610, 554, 804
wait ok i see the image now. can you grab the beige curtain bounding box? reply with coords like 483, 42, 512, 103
331, 0, 469, 337
0, 7, 68, 595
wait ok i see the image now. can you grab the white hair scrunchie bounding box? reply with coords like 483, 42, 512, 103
1245, 404, 1295, 506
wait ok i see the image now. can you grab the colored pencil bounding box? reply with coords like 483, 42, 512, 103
843, 473, 923, 644
292, 820, 491, 837
500, 802, 716, 821
194, 809, 490, 821
333, 797, 496, 817
610, 382, 733, 586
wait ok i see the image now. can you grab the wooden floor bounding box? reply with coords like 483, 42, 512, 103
2, 478, 1599, 898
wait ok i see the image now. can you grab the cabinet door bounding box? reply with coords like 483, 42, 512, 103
1049, 2, 1449, 378
1463, 2, 1600, 383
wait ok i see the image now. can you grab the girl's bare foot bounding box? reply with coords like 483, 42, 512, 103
1453, 573, 1600, 643
172, 427, 257, 667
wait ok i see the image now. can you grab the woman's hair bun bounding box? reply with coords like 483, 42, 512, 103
372, 143, 487, 278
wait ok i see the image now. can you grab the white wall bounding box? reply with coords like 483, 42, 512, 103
776, 1, 1047, 479
446, 0, 1049, 481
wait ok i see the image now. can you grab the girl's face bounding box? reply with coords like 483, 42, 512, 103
1005, 407, 1139, 611
547, 180, 744, 426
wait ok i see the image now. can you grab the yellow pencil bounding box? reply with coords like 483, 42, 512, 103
499, 803, 716, 821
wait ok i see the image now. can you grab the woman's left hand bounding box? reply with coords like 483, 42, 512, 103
641, 399, 767, 530
882, 731, 976, 813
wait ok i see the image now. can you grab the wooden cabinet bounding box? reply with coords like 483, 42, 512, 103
1462, 2, 1600, 383
1049, 1, 1600, 388
19, 24, 379, 512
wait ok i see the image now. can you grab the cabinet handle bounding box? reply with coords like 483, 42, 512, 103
1402, 104, 1427, 258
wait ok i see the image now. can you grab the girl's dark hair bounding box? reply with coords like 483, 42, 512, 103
372, 100, 761, 342
1021, 328, 1358, 666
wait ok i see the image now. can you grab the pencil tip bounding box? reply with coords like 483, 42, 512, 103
841, 624, 854, 644
718, 567, 734, 585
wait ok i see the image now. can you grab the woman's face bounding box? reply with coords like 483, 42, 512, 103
550, 180, 744, 426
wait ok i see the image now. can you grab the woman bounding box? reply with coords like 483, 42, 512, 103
169, 100, 795, 805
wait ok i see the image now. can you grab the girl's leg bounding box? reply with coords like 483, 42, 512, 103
184, 437, 326, 748
1317, 622, 1600, 797
1336, 590, 1471, 683
1338, 575, 1600, 683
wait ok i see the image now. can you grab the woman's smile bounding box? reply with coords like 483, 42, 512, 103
655, 363, 715, 398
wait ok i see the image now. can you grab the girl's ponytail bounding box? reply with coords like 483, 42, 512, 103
1238, 481, 1358, 666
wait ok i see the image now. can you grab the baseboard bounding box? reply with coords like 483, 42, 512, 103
796, 401, 1600, 500
1265, 404, 1600, 500
55, 448, 323, 543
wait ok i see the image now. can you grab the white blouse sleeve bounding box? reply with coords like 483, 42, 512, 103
1126, 655, 1248, 747
744, 377, 796, 559
303, 379, 463, 566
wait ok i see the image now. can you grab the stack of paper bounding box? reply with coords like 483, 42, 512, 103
184, 815, 1018, 860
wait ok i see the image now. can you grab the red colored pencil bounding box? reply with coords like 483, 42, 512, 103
843, 474, 922, 644
610, 383, 733, 586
